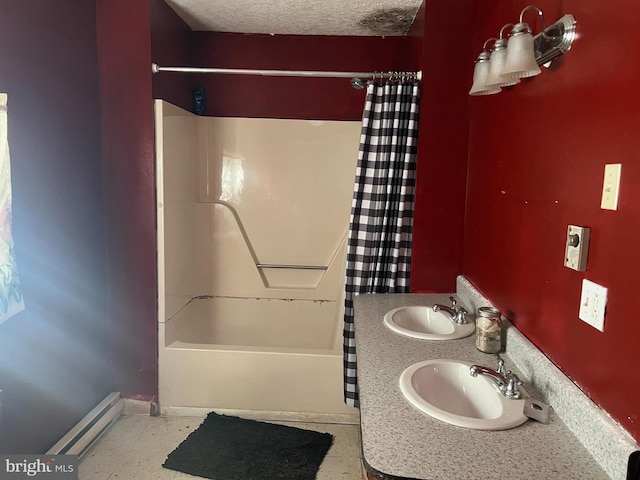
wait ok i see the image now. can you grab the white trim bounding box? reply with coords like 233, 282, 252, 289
160, 406, 359, 425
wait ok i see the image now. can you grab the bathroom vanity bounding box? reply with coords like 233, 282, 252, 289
354, 281, 638, 479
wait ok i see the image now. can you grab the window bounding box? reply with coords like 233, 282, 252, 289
0, 93, 24, 323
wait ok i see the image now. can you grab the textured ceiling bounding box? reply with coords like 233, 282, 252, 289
163, 0, 423, 36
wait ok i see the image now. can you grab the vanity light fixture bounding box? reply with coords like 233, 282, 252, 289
468, 38, 501, 96
469, 5, 577, 96
485, 24, 519, 89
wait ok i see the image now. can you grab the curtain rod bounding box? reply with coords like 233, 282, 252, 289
151, 63, 422, 81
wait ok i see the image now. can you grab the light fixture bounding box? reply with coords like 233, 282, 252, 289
485, 24, 520, 88
469, 6, 577, 96
468, 39, 501, 96
501, 6, 544, 80
534, 13, 577, 66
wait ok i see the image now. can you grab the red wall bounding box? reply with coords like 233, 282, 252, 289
0, 1, 110, 452
463, 0, 640, 441
188, 32, 419, 119
151, 0, 193, 111
409, 0, 476, 293
96, 0, 158, 399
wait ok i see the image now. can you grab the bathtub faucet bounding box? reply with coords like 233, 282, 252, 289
432, 296, 469, 325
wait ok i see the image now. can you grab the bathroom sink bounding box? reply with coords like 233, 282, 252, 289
383, 306, 475, 340
399, 359, 528, 430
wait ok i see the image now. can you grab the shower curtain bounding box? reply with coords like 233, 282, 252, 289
343, 81, 420, 407
0, 94, 24, 324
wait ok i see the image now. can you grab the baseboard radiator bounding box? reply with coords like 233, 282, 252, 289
47, 392, 123, 458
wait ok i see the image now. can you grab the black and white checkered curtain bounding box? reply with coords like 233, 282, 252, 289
343, 81, 420, 407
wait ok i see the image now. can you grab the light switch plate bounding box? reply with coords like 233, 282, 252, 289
564, 225, 590, 271
579, 279, 607, 332
601, 163, 621, 210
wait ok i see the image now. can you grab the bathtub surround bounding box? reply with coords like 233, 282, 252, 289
156, 100, 359, 416
343, 81, 420, 407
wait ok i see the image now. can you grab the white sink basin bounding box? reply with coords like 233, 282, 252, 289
384, 306, 475, 340
399, 359, 528, 430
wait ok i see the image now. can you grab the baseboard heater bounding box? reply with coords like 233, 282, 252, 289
47, 392, 123, 458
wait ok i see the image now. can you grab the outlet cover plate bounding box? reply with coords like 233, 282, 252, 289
579, 279, 607, 332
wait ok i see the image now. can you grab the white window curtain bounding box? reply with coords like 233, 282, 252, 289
0, 94, 24, 323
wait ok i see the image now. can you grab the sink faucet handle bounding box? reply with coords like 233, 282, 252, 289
448, 296, 457, 309
496, 354, 506, 376
504, 371, 524, 399
455, 307, 469, 325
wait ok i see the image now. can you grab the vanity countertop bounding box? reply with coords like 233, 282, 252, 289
354, 292, 610, 480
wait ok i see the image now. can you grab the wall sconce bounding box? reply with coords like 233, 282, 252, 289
485, 24, 519, 89
469, 5, 577, 96
469, 38, 501, 95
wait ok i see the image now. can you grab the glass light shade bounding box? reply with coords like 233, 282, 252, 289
485, 48, 520, 88
469, 60, 501, 96
501, 30, 541, 80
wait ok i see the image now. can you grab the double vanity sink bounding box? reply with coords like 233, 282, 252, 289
384, 302, 529, 431
354, 292, 611, 480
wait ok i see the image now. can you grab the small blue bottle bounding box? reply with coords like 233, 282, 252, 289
192, 86, 205, 115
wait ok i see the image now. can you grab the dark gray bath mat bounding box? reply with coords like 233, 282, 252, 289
162, 412, 333, 479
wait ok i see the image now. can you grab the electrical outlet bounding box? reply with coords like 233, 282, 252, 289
564, 225, 590, 271
601, 163, 622, 210
578, 279, 607, 332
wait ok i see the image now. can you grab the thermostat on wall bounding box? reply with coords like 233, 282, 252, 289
564, 225, 590, 272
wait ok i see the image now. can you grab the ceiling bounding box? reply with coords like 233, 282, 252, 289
162, 0, 423, 36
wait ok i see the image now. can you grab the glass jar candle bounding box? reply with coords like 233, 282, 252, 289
475, 306, 502, 353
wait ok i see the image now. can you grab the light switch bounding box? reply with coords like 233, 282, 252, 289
579, 279, 607, 332
564, 225, 590, 271
601, 163, 621, 210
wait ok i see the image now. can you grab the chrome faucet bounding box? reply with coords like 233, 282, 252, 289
432, 296, 469, 325
469, 354, 524, 399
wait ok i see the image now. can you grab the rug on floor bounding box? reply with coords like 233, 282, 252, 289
162, 412, 334, 480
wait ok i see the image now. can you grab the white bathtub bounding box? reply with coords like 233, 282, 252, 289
158, 297, 356, 418
155, 103, 359, 421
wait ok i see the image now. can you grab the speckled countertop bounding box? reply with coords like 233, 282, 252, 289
354, 292, 611, 480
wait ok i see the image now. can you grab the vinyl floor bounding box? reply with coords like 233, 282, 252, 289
78, 414, 367, 480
